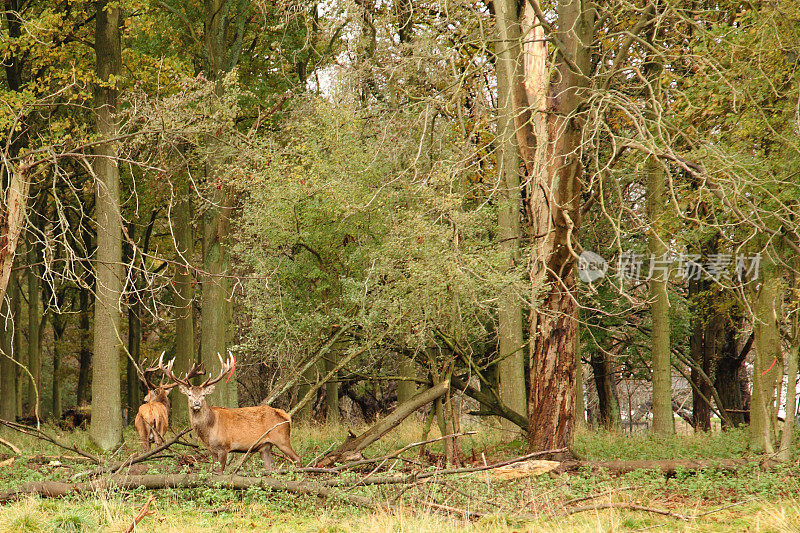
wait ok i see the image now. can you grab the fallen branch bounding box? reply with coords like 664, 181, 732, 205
555, 458, 753, 476
332, 431, 477, 472
124, 495, 155, 533
0, 473, 377, 509
318, 380, 450, 467
0, 419, 99, 464
563, 502, 689, 521
322, 448, 568, 487
0, 436, 21, 454
76, 428, 193, 479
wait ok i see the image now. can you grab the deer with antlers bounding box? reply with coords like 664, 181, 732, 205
159, 352, 301, 473
134, 355, 178, 451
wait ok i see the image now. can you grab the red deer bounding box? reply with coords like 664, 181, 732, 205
134, 357, 179, 451
159, 352, 301, 473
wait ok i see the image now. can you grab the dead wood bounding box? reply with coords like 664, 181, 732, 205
556, 458, 754, 475
0, 437, 21, 454
78, 427, 193, 478
0, 474, 376, 508
320, 448, 568, 487
0, 419, 99, 463
124, 495, 155, 533
317, 380, 450, 467
563, 502, 690, 521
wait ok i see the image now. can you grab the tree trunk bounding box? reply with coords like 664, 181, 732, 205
51, 314, 66, 420
125, 221, 141, 421
199, 0, 240, 409
647, 157, 674, 435
750, 262, 782, 453
714, 328, 751, 428
76, 286, 92, 406
590, 351, 620, 429
325, 348, 340, 423
172, 190, 195, 427
89, 0, 123, 451
493, 0, 527, 437
522, 0, 593, 451
396, 352, 417, 404
574, 331, 585, 428
13, 275, 24, 416
0, 273, 19, 426
26, 239, 41, 417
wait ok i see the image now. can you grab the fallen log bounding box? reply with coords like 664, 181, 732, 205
0, 473, 376, 508
317, 380, 450, 467
556, 458, 756, 475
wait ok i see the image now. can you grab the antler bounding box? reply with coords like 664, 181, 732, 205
200, 351, 235, 388
138, 354, 164, 390
158, 352, 206, 388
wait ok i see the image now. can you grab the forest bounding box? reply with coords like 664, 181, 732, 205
1, 0, 799, 531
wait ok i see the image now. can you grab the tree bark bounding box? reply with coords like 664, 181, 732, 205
0, 273, 19, 427
750, 262, 782, 453
396, 352, 417, 404
325, 348, 340, 423
522, 0, 594, 451
714, 328, 751, 428
89, 0, 124, 451
26, 237, 41, 417
199, 0, 239, 408
493, 0, 527, 436
647, 157, 673, 435
590, 351, 620, 429
76, 285, 92, 406
125, 221, 141, 420
172, 190, 195, 427
51, 314, 67, 419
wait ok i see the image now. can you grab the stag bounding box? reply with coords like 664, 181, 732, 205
134, 355, 184, 451
159, 352, 301, 473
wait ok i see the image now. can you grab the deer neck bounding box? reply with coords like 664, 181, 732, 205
189, 402, 215, 440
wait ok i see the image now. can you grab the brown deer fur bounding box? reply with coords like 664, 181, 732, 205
161, 353, 301, 473
134, 387, 171, 451
178, 383, 301, 472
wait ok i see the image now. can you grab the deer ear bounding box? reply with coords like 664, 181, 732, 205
203, 384, 216, 395
165, 387, 172, 396
178, 384, 190, 395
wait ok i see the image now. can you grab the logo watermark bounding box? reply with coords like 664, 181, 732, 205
578, 250, 761, 283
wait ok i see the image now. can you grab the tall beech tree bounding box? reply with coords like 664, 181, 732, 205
89, 0, 123, 451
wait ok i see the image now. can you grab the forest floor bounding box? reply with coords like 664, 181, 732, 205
1, 421, 799, 532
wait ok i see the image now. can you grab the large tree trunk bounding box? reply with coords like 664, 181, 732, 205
779, 270, 799, 461
590, 351, 620, 429
172, 189, 195, 427
714, 327, 751, 428
89, 0, 123, 451
51, 314, 66, 420
76, 285, 92, 406
199, 0, 238, 408
750, 262, 782, 453
493, 0, 527, 436
26, 237, 41, 417
125, 221, 141, 421
0, 273, 20, 426
523, 0, 594, 451
647, 158, 673, 435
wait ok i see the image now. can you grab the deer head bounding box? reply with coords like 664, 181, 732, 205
159, 352, 233, 412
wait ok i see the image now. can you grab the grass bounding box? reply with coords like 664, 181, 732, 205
2, 421, 800, 531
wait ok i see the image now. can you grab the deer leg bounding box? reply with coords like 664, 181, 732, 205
260, 444, 275, 472
274, 441, 302, 466
135, 418, 150, 452
213, 450, 227, 473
